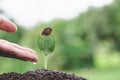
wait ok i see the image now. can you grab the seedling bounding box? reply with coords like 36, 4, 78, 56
38, 27, 55, 69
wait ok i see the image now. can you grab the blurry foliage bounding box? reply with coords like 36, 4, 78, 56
23, 0, 120, 70
0, 25, 25, 44
0, 0, 120, 72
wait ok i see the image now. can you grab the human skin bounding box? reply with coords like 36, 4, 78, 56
0, 18, 38, 62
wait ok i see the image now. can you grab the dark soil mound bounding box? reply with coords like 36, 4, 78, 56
0, 69, 86, 80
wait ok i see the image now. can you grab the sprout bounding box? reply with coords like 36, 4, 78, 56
38, 27, 55, 69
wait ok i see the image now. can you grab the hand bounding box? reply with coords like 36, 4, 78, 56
0, 18, 38, 62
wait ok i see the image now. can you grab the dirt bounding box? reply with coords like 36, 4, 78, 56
0, 69, 87, 80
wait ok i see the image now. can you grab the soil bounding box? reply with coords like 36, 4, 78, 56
0, 69, 87, 80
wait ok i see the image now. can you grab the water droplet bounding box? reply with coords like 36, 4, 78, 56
33, 62, 37, 65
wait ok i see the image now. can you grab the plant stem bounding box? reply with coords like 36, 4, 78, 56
43, 54, 48, 69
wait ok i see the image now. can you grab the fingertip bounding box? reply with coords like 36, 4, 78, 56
30, 56, 38, 63
0, 18, 17, 33
11, 23, 17, 33
26, 52, 38, 62
5, 19, 17, 33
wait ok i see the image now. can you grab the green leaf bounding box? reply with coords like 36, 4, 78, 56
38, 34, 55, 55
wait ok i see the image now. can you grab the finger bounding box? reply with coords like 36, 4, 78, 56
0, 40, 38, 62
0, 18, 17, 33
0, 40, 36, 54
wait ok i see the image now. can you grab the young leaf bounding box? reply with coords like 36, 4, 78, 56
38, 27, 55, 55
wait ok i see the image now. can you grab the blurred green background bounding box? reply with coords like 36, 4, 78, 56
0, 0, 120, 80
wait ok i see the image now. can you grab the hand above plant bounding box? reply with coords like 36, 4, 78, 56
0, 18, 38, 62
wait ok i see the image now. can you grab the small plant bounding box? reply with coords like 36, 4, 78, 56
38, 27, 55, 69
